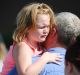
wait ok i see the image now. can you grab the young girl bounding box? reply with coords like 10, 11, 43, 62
1, 3, 61, 75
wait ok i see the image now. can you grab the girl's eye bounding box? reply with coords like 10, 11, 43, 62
38, 26, 45, 29
37, 26, 50, 29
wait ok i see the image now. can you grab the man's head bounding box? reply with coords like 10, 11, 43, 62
44, 12, 80, 49
55, 12, 80, 46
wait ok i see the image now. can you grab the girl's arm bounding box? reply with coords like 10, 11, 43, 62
13, 42, 61, 75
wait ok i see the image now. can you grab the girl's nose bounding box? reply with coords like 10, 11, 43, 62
43, 27, 49, 34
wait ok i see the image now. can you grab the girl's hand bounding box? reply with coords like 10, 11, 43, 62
42, 52, 62, 65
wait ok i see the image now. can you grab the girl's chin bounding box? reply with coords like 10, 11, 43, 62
39, 39, 46, 42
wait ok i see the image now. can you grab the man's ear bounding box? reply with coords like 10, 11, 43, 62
70, 36, 76, 45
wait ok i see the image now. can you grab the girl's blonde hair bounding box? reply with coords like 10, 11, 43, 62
13, 3, 56, 43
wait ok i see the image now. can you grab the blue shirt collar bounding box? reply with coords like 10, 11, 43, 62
47, 47, 66, 55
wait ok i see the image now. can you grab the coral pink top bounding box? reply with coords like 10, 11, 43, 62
1, 45, 15, 75
1, 38, 43, 75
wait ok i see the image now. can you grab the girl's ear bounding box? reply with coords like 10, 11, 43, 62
53, 27, 57, 33
51, 27, 57, 37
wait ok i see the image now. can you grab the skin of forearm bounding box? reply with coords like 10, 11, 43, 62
24, 55, 48, 75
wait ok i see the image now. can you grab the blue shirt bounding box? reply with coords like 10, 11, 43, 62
39, 48, 66, 75
7, 47, 66, 75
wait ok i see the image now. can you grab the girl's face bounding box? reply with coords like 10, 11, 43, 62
28, 14, 50, 43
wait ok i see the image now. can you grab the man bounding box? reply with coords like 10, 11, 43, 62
7, 12, 80, 75
39, 12, 80, 75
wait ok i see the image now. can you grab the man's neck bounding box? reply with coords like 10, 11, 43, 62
46, 42, 67, 50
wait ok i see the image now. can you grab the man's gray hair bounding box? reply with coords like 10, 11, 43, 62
55, 12, 80, 46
